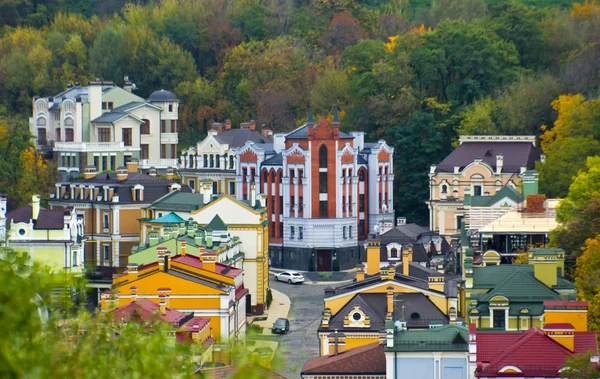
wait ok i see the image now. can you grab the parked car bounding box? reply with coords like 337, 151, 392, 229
274, 271, 305, 284
272, 318, 290, 334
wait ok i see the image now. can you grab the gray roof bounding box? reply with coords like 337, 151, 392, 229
357, 155, 368, 165
285, 124, 354, 139
437, 141, 541, 173
262, 153, 283, 166
148, 89, 178, 102
111, 101, 154, 112
214, 129, 273, 148
146, 191, 206, 212
91, 111, 132, 123
6, 205, 69, 230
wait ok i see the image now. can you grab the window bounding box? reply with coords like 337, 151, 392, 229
160, 144, 166, 159
37, 117, 47, 126
359, 219, 365, 234
188, 180, 195, 190
441, 185, 448, 194
299, 196, 303, 213
170, 144, 176, 159
37, 128, 47, 145
55, 128, 61, 141
103, 245, 109, 260
102, 102, 113, 110
94, 156, 99, 169
351, 312, 362, 321
212, 182, 218, 194
320, 201, 328, 217
290, 170, 295, 180
456, 216, 464, 230
474, 185, 482, 196
102, 156, 107, 171
65, 128, 74, 142
161, 120, 166, 133
290, 226, 295, 239
54, 113, 59, 121
72, 250, 78, 267
298, 170, 303, 184
141, 119, 150, 134
349, 196, 352, 213
171, 120, 176, 133
349, 226, 353, 238
229, 155, 234, 169
108, 102, 113, 110
98, 128, 111, 142
343, 226, 347, 239
319, 172, 328, 193
493, 309, 506, 329
102, 102, 107, 110
110, 156, 116, 171
103, 214, 109, 230
141, 144, 149, 159
391, 248, 398, 258
229, 181, 235, 195
359, 194, 365, 212
168, 104, 173, 112
64, 117, 73, 127
299, 227, 303, 240
203, 155, 208, 167
122, 128, 132, 146
319, 144, 327, 168
216, 154, 220, 168
290, 195, 295, 211
411, 312, 421, 320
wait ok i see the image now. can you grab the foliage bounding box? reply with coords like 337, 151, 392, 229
561, 351, 600, 379
266, 288, 273, 308
317, 271, 333, 280
574, 236, 600, 335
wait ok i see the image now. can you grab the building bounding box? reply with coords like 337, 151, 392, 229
301, 342, 386, 379
384, 322, 469, 379
428, 136, 541, 235
102, 249, 247, 344
179, 120, 273, 194
5, 194, 84, 273
30, 78, 180, 177
317, 237, 459, 356
236, 108, 394, 270
464, 249, 576, 330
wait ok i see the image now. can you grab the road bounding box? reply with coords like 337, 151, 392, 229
269, 277, 329, 379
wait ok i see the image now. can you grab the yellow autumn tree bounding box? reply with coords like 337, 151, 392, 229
574, 235, 600, 331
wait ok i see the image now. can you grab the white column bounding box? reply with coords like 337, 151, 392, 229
282, 176, 290, 218
352, 174, 358, 218
346, 168, 350, 216
388, 167, 393, 212
294, 168, 299, 217
112, 239, 119, 267
438, 209, 445, 235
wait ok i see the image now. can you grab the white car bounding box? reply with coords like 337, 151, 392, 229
274, 271, 305, 284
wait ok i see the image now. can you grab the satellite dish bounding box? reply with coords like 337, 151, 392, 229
131, 83, 137, 91
382, 204, 388, 212
374, 224, 380, 234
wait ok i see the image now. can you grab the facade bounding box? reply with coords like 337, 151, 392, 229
179, 120, 273, 194
384, 323, 469, 379
301, 342, 386, 379
318, 237, 459, 356
428, 136, 541, 235
464, 249, 576, 330
5, 194, 84, 273
30, 78, 180, 177
102, 250, 247, 343
236, 110, 394, 271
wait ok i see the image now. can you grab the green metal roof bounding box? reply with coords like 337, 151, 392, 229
205, 214, 227, 231
479, 269, 562, 303
528, 248, 565, 256
385, 324, 469, 352
149, 212, 184, 224
146, 191, 206, 211
464, 185, 522, 207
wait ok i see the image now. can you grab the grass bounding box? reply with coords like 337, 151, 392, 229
317, 272, 333, 281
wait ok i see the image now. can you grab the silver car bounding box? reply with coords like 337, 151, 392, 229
274, 271, 305, 284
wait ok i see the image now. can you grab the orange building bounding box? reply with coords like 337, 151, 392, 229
102, 247, 247, 344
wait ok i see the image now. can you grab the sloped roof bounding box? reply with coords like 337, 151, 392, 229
7, 205, 68, 230
146, 191, 206, 211
437, 141, 540, 173
205, 215, 227, 231
472, 264, 573, 293
91, 111, 143, 123
148, 89, 178, 102
149, 212, 184, 224
262, 153, 282, 166
466, 185, 523, 207
111, 101, 160, 112
301, 342, 385, 375
171, 254, 242, 279
109, 299, 193, 327
214, 129, 272, 147
285, 123, 354, 139
479, 269, 562, 303
385, 324, 469, 352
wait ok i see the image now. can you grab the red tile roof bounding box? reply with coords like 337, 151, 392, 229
183, 317, 210, 332
198, 365, 286, 378
109, 299, 191, 327
235, 286, 248, 301
476, 327, 598, 377
301, 342, 386, 375
171, 254, 242, 278
544, 323, 574, 330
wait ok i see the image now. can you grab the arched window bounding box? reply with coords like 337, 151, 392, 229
229, 155, 234, 169
319, 144, 328, 168
411, 312, 420, 320
209, 155, 214, 167
216, 154, 220, 168
141, 119, 150, 134
37, 118, 46, 126
441, 185, 448, 194
37, 128, 47, 145
203, 154, 208, 167
359, 170, 365, 182
391, 248, 398, 258
64, 118, 74, 126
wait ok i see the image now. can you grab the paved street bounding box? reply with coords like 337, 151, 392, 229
269, 277, 330, 379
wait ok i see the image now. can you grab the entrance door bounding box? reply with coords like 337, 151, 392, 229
317, 250, 332, 271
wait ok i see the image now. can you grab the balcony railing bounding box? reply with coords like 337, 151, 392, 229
160, 133, 179, 144
139, 158, 179, 169
54, 141, 125, 152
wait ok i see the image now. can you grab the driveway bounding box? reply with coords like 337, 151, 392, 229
269, 277, 330, 379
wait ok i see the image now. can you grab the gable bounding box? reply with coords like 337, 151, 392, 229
313, 117, 334, 139
118, 271, 226, 296
489, 196, 519, 208
191, 196, 260, 225
102, 86, 145, 104
341, 150, 354, 164
480, 269, 561, 302
239, 150, 258, 163
287, 150, 306, 164
197, 134, 228, 154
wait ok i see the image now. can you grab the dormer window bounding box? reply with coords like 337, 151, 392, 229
168, 104, 173, 112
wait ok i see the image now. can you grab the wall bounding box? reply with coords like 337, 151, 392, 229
387, 353, 467, 379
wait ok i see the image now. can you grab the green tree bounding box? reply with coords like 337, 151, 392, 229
561, 351, 600, 379
430, 0, 487, 25
573, 236, 600, 334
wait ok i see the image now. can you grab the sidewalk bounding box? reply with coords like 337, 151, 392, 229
269, 270, 356, 285
252, 289, 291, 332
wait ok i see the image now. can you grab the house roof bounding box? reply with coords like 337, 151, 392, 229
108, 298, 193, 327
472, 264, 572, 294
171, 254, 242, 279
148, 89, 178, 102
91, 111, 143, 124
262, 153, 283, 166
475, 327, 598, 377
205, 215, 227, 231
465, 185, 523, 207
149, 212, 185, 224
146, 191, 206, 211
385, 324, 469, 352
285, 123, 354, 139
214, 129, 273, 148
436, 141, 540, 173
478, 269, 562, 303
7, 205, 69, 230
301, 342, 386, 375
111, 101, 160, 112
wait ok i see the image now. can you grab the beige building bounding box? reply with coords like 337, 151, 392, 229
428, 136, 541, 236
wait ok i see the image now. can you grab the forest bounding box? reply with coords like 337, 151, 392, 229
1, 0, 600, 225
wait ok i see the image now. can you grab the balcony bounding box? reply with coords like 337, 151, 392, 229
160, 133, 179, 144
54, 141, 130, 152
139, 158, 179, 169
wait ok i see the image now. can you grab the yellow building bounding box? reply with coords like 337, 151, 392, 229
102, 248, 247, 343
5, 194, 84, 273
317, 236, 459, 356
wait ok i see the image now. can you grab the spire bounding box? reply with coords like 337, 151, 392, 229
333, 105, 339, 124
307, 105, 314, 125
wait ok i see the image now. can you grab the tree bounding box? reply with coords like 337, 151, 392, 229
320, 12, 367, 55
561, 351, 600, 379
573, 235, 600, 334
430, 0, 487, 26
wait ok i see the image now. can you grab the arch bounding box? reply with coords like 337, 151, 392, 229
410, 312, 420, 320
209, 154, 214, 168
319, 144, 328, 168
498, 366, 522, 374
441, 184, 448, 193
37, 117, 47, 126
359, 170, 365, 182
470, 174, 484, 180
64, 117, 74, 126
215, 154, 220, 168
229, 155, 234, 169
203, 154, 208, 167
390, 248, 398, 258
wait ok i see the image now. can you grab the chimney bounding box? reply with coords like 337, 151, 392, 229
225, 119, 231, 130
249, 120, 256, 131
428, 275, 445, 292
261, 128, 273, 138
126, 158, 139, 173
328, 330, 346, 356
31, 194, 41, 221
523, 170, 540, 198
355, 264, 365, 281
116, 167, 128, 181
365, 236, 381, 276
307, 106, 314, 140
181, 239, 187, 256
130, 286, 138, 302
210, 122, 223, 134
88, 80, 103, 121
332, 107, 340, 140
200, 253, 217, 272
148, 167, 157, 177
159, 295, 167, 315
544, 301, 588, 332
496, 154, 504, 174
166, 167, 174, 181
157, 247, 167, 271
528, 248, 563, 288
402, 244, 413, 276
158, 287, 171, 309
123, 76, 132, 92
201, 180, 212, 204
127, 263, 139, 281
250, 183, 256, 207
83, 165, 97, 180
258, 194, 267, 208
386, 286, 394, 316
